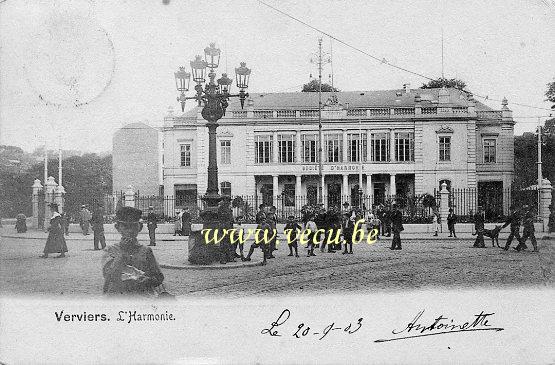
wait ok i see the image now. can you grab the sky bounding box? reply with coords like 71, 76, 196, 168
0, 0, 554, 153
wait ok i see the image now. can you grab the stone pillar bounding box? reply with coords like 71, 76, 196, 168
295, 131, 301, 163
389, 174, 396, 197
272, 131, 278, 164
540, 179, 552, 232
55, 185, 65, 212
31, 179, 43, 229
389, 129, 395, 162
272, 175, 279, 208
44, 176, 58, 231
342, 174, 349, 203
440, 182, 450, 233
295, 175, 302, 209
124, 185, 136, 208
366, 173, 373, 208
342, 130, 348, 162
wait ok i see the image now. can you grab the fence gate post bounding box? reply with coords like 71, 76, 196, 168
31, 179, 43, 229
124, 185, 136, 208
440, 182, 450, 231
540, 179, 552, 232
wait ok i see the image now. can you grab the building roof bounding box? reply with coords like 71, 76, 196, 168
222, 87, 494, 111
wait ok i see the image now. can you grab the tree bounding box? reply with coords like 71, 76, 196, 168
421, 77, 467, 90
513, 125, 555, 189
302, 79, 339, 92
546, 80, 555, 109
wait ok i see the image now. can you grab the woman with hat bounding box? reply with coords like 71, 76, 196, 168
102, 206, 165, 296
40, 203, 68, 258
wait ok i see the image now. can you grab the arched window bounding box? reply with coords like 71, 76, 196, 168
221, 181, 231, 196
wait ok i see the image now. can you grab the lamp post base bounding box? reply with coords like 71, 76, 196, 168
188, 195, 225, 265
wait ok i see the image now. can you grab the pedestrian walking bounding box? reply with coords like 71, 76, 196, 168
90, 203, 106, 250
502, 205, 521, 251
181, 207, 192, 236
267, 205, 278, 257
342, 212, 355, 254
390, 203, 403, 250
242, 217, 270, 265
102, 206, 166, 296
284, 215, 301, 257
146, 206, 157, 246
60, 211, 70, 236
473, 206, 486, 248
79, 205, 92, 235
517, 205, 538, 252
256, 204, 266, 224
304, 213, 317, 257
40, 203, 68, 258
15, 213, 27, 233
447, 208, 457, 237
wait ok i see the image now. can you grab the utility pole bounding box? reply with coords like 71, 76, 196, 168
58, 133, 62, 188
318, 37, 323, 204
358, 118, 363, 210
537, 117, 543, 216
44, 141, 48, 186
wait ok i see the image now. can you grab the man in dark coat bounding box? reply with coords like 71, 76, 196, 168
342, 212, 355, 254
256, 204, 266, 224
473, 206, 486, 248
382, 206, 392, 237
146, 206, 157, 247
447, 208, 457, 238
390, 203, 403, 250
181, 207, 191, 236
102, 206, 165, 296
502, 205, 522, 251
90, 204, 106, 250
517, 205, 538, 252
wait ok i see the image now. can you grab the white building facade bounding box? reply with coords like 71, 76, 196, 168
161, 87, 514, 211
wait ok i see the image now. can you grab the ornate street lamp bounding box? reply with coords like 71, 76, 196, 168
174, 42, 250, 239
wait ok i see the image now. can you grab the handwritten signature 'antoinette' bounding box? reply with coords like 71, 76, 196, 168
375, 310, 504, 343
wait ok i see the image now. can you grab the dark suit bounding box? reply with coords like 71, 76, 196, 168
90, 209, 106, 250
390, 209, 403, 249
147, 212, 157, 246
502, 210, 521, 250
518, 211, 537, 251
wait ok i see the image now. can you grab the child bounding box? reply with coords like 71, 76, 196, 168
367, 212, 381, 239
284, 215, 301, 257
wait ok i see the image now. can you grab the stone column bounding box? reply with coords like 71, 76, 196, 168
342, 130, 348, 162
440, 182, 450, 233
389, 174, 396, 197
44, 176, 58, 231
342, 174, 349, 204
389, 129, 395, 162
124, 185, 136, 208
31, 179, 43, 229
272, 131, 278, 164
540, 179, 552, 232
295, 131, 301, 163
366, 173, 373, 208
272, 175, 279, 208
295, 175, 302, 209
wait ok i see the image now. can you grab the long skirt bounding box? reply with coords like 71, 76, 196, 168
43, 231, 68, 254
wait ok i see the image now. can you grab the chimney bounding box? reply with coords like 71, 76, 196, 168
403, 83, 411, 94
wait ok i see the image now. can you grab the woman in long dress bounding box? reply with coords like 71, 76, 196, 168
40, 203, 68, 258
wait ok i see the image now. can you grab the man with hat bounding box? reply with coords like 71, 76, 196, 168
473, 206, 486, 248
390, 203, 403, 250
502, 204, 522, 251
90, 202, 106, 250
146, 206, 158, 246
79, 204, 92, 235
102, 206, 165, 296
517, 205, 538, 252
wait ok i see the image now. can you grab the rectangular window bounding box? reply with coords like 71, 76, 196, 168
278, 134, 295, 163
395, 132, 414, 162
325, 133, 343, 162
180, 144, 191, 167
220, 140, 231, 164
439, 136, 451, 161
220, 181, 231, 196
483, 139, 496, 163
302, 134, 318, 163
255, 135, 273, 164
347, 133, 368, 162
371, 132, 390, 162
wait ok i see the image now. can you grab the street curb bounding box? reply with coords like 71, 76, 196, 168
160, 261, 264, 270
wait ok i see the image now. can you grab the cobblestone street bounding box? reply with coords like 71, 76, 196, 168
1, 229, 553, 298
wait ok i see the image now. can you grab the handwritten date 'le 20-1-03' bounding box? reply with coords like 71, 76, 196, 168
261, 309, 504, 343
